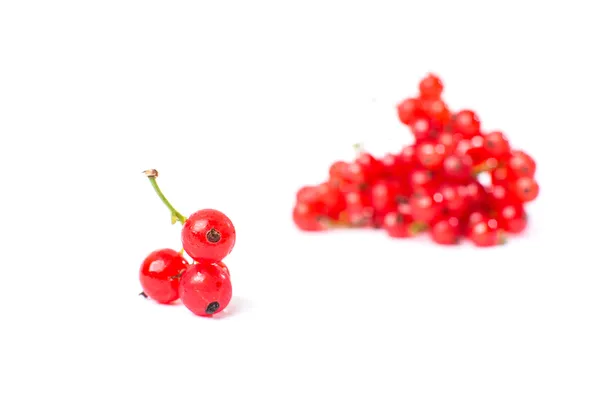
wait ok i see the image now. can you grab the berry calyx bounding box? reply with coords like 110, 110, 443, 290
179, 261, 233, 317
139, 248, 189, 304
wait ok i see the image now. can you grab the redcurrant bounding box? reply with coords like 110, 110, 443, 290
383, 211, 425, 238
419, 73, 444, 99
453, 110, 481, 138
293, 202, 327, 231
469, 218, 505, 247
496, 201, 527, 234
139, 249, 189, 304
416, 140, 448, 170
483, 131, 511, 159
410, 117, 434, 142
397, 98, 423, 125
179, 261, 233, 317
430, 216, 461, 245
442, 154, 473, 182
507, 150, 536, 178
512, 177, 539, 203
182, 209, 236, 262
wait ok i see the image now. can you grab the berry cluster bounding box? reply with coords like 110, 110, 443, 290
139, 170, 236, 317
293, 74, 539, 247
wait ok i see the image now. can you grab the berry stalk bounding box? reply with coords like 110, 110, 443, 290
143, 169, 187, 225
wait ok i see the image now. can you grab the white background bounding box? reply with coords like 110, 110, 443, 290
1, 1, 599, 399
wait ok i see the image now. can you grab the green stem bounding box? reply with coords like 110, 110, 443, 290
143, 169, 187, 225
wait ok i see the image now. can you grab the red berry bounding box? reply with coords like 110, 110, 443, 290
430, 216, 461, 245
410, 117, 434, 142
214, 261, 230, 276
464, 209, 487, 235
512, 176, 540, 203
329, 161, 349, 183
453, 110, 481, 138
293, 202, 327, 231
458, 180, 487, 209
442, 154, 473, 182
139, 249, 189, 304
424, 99, 451, 125
397, 98, 423, 125
486, 183, 515, 206
397, 144, 418, 169
383, 211, 425, 238
344, 188, 371, 211
181, 209, 236, 263
437, 131, 461, 154
469, 218, 505, 247
380, 153, 404, 178
410, 191, 443, 223
436, 183, 468, 216
409, 168, 440, 194
316, 182, 345, 218
370, 180, 403, 214
296, 185, 321, 205
179, 261, 232, 317
483, 131, 511, 159
507, 150, 536, 178
464, 134, 488, 165
355, 151, 384, 180
419, 73, 444, 99
490, 165, 509, 185
496, 202, 527, 234
416, 140, 448, 169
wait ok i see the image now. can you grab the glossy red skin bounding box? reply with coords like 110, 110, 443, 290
512, 177, 540, 203
490, 165, 509, 185
458, 180, 487, 208
453, 110, 481, 138
179, 262, 232, 317
442, 154, 473, 182
381, 153, 413, 178
486, 183, 518, 207
139, 249, 189, 304
430, 216, 461, 245
507, 150, 536, 178
370, 180, 402, 214
437, 132, 461, 154
483, 131, 511, 159
397, 98, 424, 125
410, 117, 433, 142
293, 203, 326, 231
383, 211, 421, 238
352, 152, 384, 183
409, 168, 440, 194
344, 188, 371, 212
423, 99, 451, 126
316, 182, 345, 218
214, 261, 230, 276
395, 145, 418, 174
329, 160, 349, 183
496, 202, 527, 234
182, 209, 236, 263
463, 209, 487, 236
469, 218, 504, 247
435, 183, 468, 217
419, 73, 444, 99
465, 134, 488, 165
410, 191, 443, 223
416, 140, 448, 170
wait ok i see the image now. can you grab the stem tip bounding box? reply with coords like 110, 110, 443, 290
143, 169, 159, 178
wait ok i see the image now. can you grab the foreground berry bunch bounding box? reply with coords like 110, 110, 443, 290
293, 74, 539, 247
139, 169, 235, 317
